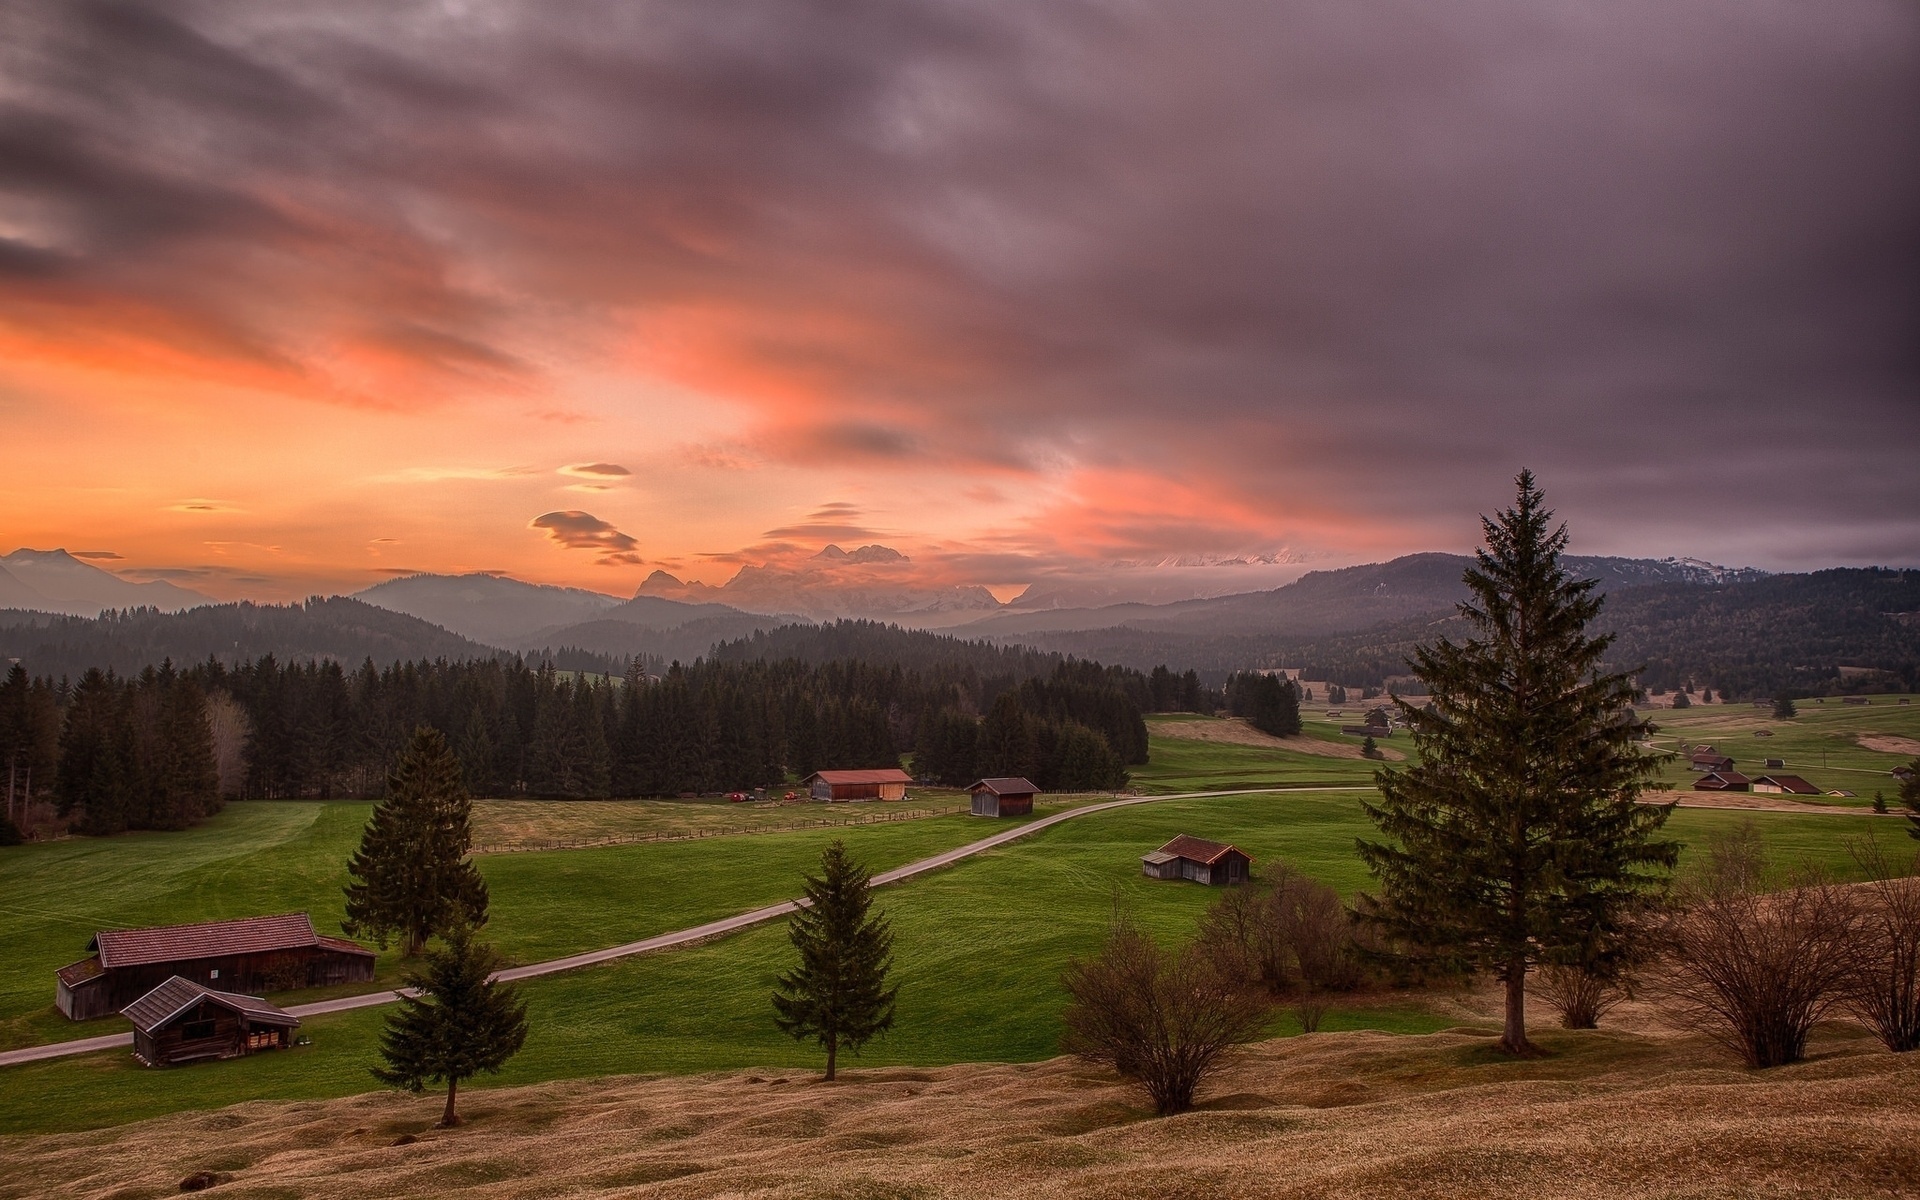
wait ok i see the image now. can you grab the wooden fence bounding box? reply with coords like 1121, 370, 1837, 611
471, 805, 967, 855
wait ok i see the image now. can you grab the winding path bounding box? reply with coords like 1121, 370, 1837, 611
0, 785, 1365, 1070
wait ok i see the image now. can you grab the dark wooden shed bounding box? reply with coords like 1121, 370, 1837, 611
1141, 835, 1252, 886
1693, 770, 1751, 792
969, 777, 1039, 817
123, 976, 300, 1067
56, 913, 375, 1021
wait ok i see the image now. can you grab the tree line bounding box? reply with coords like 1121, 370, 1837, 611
2, 631, 1190, 835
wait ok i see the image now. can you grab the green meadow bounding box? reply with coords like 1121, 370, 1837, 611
0, 707, 1915, 1134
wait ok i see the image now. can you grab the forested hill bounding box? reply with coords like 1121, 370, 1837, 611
1029, 567, 1920, 698
0, 597, 503, 678
713, 620, 1072, 678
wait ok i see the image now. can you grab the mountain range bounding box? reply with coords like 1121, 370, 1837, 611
0, 549, 210, 616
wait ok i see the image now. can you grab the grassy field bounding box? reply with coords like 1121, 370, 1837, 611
468, 789, 997, 850
1642, 693, 1920, 799
0, 704, 1915, 1135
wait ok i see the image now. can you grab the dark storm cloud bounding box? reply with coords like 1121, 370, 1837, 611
3, 0, 1916, 564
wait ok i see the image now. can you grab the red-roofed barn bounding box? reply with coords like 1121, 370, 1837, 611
804, 768, 914, 802
55, 913, 374, 1021
1141, 835, 1252, 886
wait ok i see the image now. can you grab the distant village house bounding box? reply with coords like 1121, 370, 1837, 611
125, 976, 300, 1067
804, 768, 913, 802
56, 913, 374, 1021
1752, 774, 1820, 796
1140, 835, 1252, 886
1693, 770, 1751, 793
969, 777, 1039, 818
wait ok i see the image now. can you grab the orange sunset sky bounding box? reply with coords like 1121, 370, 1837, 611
2, 1, 1915, 601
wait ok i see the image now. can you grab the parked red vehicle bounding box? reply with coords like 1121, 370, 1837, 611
727, 792, 747, 802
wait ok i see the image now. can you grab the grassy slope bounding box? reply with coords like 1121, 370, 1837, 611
1, 701, 1915, 1135
1644, 694, 1920, 798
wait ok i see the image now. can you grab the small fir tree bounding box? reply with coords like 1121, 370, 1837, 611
344, 726, 489, 955
1358, 471, 1677, 1056
772, 840, 898, 1080
372, 922, 528, 1126
1772, 693, 1797, 719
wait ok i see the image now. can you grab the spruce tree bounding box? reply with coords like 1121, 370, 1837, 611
1772, 692, 1797, 719
1358, 471, 1676, 1056
772, 840, 899, 1080
344, 726, 489, 955
372, 922, 528, 1126
1900, 759, 1920, 841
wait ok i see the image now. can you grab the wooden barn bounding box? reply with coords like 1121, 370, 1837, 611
805, 768, 913, 802
969, 777, 1039, 817
1694, 770, 1751, 792
1141, 835, 1252, 886
1689, 750, 1735, 773
56, 912, 374, 1021
123, 976, 300, 1067
1752, 774, 1820, 796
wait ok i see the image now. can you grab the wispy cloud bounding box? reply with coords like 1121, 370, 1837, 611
367, 466, 541, 484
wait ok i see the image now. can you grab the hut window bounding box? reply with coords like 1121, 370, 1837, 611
208, 969, 220, 979
182, 1019, 217, 1040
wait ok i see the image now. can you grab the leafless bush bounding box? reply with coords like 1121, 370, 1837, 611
1276, 875, 1362, 1031
1533, 964, 1630, 1029
1196, 868, 1365, 1031
1651, 822, 1856, 1067
1843, 837, 1920, 1053
1061, 911, 1271, 1115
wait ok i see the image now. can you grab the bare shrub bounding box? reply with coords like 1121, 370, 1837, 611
1276, 876, 1362, 1031
1843, 837, 1920, 1052
1533, 964, 1629, 1029
1196, 868, 1365, 1031
1651, 822, 1856, 1067
1062, 911, 1270, 1115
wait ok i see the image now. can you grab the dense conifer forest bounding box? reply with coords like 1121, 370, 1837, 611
0, 623, 1204, 833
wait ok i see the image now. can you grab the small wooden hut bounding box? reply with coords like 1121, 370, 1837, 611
1140, 835, 1252, 886
123, 976, 300, 1067
56, 913, 374, 1021
968, 777, 1039, 817
804, 769, 913, 802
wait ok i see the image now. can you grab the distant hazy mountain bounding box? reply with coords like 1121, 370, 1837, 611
0, 563, 45, 610
638, 544, 1003, 623
0, 548, 210, 616
355, 572, 622, 646
518, 593, 806, 663
0, 596, 499, 678
962, 553, 1768, 641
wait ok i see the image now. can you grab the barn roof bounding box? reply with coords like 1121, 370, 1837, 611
121, 976, 300, 1036
806, 769, 914, 785
1156, 834, 1248, 866
90, 913, 372, 969
56, 956, 105, 987
969, 777, 1040, 796
1754, 774, 1820, 795
1693, 771, 1751, 790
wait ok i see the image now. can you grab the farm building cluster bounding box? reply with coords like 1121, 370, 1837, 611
1685, 746, 1829, 795
53, 912, 374, 1068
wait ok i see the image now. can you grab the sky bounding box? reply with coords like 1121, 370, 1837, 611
1, 0, 1916, 602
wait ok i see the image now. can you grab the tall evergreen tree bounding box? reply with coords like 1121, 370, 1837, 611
344, 726, 489, 955
772, 840, 899, 1080
977, 692, 1036, 780
372, 922, 528, 1126
1358, 472, 1676, 1055
1900, 758, 1920, 841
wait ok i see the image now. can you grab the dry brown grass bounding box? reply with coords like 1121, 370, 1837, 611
1155, 716, 1406, 761
1859, 735, 1920, 756
8, 1022, 1917, 1199
467, 796, 973, 853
